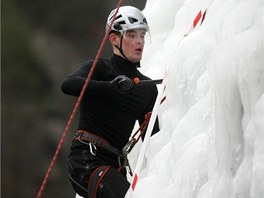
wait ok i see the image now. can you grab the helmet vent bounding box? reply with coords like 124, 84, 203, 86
119, 21, 126, 25
113, 23, 122, 30
115, 14, 122, 20
128, 17, 138, 24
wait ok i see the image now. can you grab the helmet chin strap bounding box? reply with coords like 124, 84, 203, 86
114, 36, 129, 61
114, 35, 141, 67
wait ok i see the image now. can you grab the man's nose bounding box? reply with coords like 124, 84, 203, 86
137, 36, 144, 43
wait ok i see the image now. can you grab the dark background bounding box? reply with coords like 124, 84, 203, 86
1, 0, 146, 197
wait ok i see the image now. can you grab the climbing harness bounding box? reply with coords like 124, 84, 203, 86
74, 130, 121, 157
74, 112, 152, 177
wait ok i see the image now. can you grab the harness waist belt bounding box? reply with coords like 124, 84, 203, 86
75, 130, 121, 156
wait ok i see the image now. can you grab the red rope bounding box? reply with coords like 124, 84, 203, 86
36, 1, 123, 197
132, 112, 152, 142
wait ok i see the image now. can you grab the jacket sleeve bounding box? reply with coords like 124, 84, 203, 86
61, 59, 112, 97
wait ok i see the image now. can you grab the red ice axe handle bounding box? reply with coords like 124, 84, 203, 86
133, 78, 163, 86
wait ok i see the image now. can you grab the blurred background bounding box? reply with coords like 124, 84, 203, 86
1, 0, 146, 197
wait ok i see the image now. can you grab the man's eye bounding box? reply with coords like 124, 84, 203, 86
128, 33, 136, 38
140, 33, 146, 38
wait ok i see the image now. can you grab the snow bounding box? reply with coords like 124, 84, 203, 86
131, 0, 264, 197
76, 0, 264, 197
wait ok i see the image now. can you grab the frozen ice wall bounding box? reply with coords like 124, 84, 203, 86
132, 0, 264, 197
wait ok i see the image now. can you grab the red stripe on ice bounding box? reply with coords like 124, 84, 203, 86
131, 174, 138, 190
193, 10, 202, 28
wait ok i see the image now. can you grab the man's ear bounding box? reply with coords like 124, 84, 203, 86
109, 33, 120, 46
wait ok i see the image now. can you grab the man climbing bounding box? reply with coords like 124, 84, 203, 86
61, 6, 159, 198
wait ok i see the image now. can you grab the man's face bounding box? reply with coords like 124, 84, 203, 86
120, 29, 146, 63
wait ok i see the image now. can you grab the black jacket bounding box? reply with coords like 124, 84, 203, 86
61, 54, 159, 150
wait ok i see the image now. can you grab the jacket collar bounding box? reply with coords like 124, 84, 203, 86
111, 54, 141, 70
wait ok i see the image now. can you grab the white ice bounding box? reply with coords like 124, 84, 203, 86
77, 0, 264, 197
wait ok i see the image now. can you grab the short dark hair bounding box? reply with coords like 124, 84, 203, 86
109, 30, 121, 36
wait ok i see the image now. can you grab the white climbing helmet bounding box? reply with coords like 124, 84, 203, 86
106, 6, 149, 35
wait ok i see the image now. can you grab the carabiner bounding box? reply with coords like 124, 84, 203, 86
89, 142, 97, 156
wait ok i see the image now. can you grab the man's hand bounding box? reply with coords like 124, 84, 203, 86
109, 75, 135, 91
